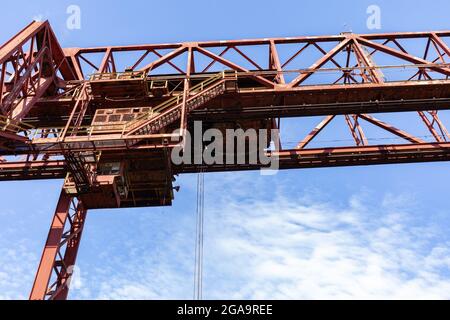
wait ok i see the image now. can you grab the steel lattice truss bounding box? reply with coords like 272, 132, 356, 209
1, 21, 450, 299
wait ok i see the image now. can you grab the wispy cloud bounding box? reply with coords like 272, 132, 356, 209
0, 241, 38, 300
204, 191, 450, 299
0, 174, 448, 300
70, 173, 450, 300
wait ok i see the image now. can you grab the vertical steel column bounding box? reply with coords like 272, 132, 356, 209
30, 189, 88, 300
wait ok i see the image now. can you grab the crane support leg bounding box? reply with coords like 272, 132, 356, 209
29, 189, 88, 300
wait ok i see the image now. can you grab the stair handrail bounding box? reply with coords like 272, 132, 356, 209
0, 114, 34, 134
123, 72, 226, 132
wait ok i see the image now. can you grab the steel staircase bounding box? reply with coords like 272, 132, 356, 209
124, 72, 234, 136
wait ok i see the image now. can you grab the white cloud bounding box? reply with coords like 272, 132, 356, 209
73, 173, 450, 300
1, 173, 448, 300
0, 242, 37, 300
204, 194, 450, 300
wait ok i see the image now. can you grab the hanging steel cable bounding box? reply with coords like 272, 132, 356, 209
193, 168, 205, 300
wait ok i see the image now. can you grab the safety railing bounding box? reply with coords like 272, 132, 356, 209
30, 71, 236, 141
0, 115, 34, 135
31, 125, 110, 140
122, 71, 229, 133
90, 71, 146, 81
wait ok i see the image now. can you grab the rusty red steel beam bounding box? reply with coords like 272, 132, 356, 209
358, 114, 425, 144
0, 21, 76, 80
418, 111, 445, 142
277, 142, 450, 158
429, 111, 450, 140
232, 46, 263, 70
64, 48, 84, 80
288, 38, 352, 88
30, 190, 72, 300
0, 160, 66, 181
0, 160, 65, 169
358, 31, 450, 40
49, 198, 87, 300
150, 48, 186, 74
429, 40, 447, 65
430, 33, 450, 58
418, 111, 450, 142
345, 115, 368, 146
0, 22, 46, 65
0, 21, 82, 120
98, 47, 113, 73
194, 46, 275, 88
0, 131, 29, 142
281, 43, 310, 69
352, 38, 384, 84
311, 42, 345, 72
67, 31, 450, 54
30, 190, 87, 300
12, 79, 54, 120
2, 47, 51, 118
269, 39, 285, 84
45, 22, 79, 81
297, 115, 335, 149
187, 47, 195, 75
202, 47, 230, 72
356, 36, 450, 77
78, 54, 99, 71
139, 45, 186, 72
2, 142, 450, 180
62, 31, 450, 89
178, 142, 450, 173
130, 50, 151, 71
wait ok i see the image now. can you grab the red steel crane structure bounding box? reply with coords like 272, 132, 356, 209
1, 21, 450, 300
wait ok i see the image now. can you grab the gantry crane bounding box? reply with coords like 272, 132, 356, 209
0, 21, 450, 299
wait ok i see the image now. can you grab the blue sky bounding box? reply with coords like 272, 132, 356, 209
1, 0, 450, 300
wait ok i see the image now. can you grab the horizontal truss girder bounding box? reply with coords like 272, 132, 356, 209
2, 142, 450, 179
